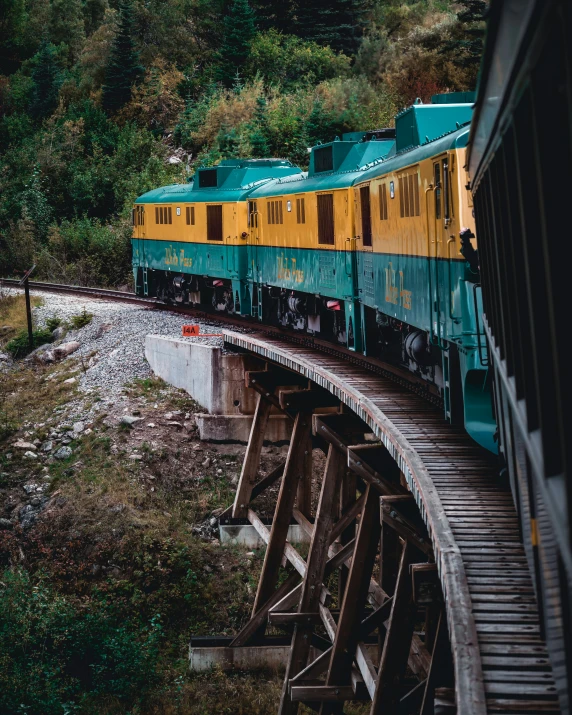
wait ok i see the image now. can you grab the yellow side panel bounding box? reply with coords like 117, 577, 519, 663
257, 189, 356, 250
139, 201, 247, 245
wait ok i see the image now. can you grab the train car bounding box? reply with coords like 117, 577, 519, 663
246, 130, 395, 347
132, 95, 495, 455
131, 159, 302, 314
352, 98, 495, 452
467, 0, 571, 710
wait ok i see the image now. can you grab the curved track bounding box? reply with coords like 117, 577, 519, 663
224, 330, 561, 714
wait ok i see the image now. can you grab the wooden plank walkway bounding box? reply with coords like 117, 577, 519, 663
224, 330, 561, 715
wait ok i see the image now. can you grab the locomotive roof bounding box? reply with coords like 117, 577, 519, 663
134, 159, 302, 204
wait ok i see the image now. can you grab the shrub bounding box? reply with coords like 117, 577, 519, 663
46, 316, 62, 331
5, 328, 52, 358
0, 569, 163, 714
70, 308, 93, 329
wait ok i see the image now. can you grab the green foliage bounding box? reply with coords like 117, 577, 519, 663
216, 0, 256, 87
29, 40, 63, 120
70, 307, 93, 329
102, 1, 144, 114
46, 316, 62, 331
0, 569, 163, 714
246, 30, 351, 89
5, 328, 53, 358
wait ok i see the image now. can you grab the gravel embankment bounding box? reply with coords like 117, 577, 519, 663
5, 289, 253, 416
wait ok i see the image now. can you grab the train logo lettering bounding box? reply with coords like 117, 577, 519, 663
164, 246, 193, 268
385, 262, 411, 309
277, 255, 304, 283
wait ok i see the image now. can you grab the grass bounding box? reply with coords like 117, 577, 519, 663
0, 291, 43, 347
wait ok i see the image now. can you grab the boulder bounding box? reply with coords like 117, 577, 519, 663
53, 341, 80, 360
121, 415, 141, 427
54, 446, 72, 460
63, 377, 76, 385
23, 451, 37, 459
0, 518, 13, 530
41, 440, 53, 452
13, 440, 36, 450
52, 326, 67, 341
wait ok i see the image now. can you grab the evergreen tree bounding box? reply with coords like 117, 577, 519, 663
249, 95, 270, 157
216, 0, 256, 87
29, 39, 62, 120
102, 0, 144, 114
291, 0, 371, 55
440, 0, 487, 72
250, 0, 294, 32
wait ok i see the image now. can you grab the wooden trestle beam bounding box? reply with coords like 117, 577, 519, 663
216, 366, 453, 714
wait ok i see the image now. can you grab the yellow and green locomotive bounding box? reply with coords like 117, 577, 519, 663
132, 93, 495, 453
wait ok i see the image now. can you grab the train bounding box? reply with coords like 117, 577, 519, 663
468, 0, 571, 710
132, 92, 496, 454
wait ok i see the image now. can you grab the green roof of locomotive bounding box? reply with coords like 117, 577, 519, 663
134, 159, 302, 204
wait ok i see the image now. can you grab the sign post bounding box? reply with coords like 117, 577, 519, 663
18, 265, 36, 353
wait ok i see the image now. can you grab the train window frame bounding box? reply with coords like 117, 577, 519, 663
359, 185, 373, 247
317, 193, 335, 245
206, 204, 223, 241
248, 201, 258, 228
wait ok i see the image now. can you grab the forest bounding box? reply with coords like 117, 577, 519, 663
0, 0, 484, 287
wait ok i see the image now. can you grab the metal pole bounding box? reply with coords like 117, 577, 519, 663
24, 276, 33, 352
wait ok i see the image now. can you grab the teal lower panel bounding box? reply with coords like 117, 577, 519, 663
248, 245, 356, 300
131, 239, 248, 280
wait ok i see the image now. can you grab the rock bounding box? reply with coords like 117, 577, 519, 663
185, 413, 191, 419
121, 415, 141, 427
0, 351, 12, 363
53, 341, 80, 360
95, 323, 112, 338
54, 446, 72, 460
33, 439, 41, 446
29, 344, 55, 364
202, 457, 211, 468
147, 423, 156, 428
13, 440, 36, 450
72, 421, 85, 434
167, 421, 183, 428
211, 507, 225, 517
52, 326, 67, 341
0, 518, 13, 530
83, 428, 92, 436
0, 325, 14, 336
132, 410, 141, 416
31, 497, 41, 507
23, 451, 37, 459
164, 412, 173, 420
23, 483, 39, 494
129, 454, 143, 460
209, 517, 218, 527
216, 468, 223, 475
61, 437, 72, 445
41, 440, 53, 452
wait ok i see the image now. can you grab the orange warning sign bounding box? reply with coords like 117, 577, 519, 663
182, 324, 200, 336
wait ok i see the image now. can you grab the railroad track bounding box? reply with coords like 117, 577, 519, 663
4, 277, 561, 710
1, 277, 443, 407
199, 330, 561, 714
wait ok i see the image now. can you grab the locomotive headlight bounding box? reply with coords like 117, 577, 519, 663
287, 200, 292, 212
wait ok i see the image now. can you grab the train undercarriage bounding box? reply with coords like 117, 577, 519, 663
139, 267, 445, 397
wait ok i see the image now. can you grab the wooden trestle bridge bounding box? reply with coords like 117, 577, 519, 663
190, 331, 561, 714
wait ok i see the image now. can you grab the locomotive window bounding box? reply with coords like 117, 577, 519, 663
155, 207, 159, 224
413, 175, 420, 216
198, 168, 217, 188
317, 193, 335, 245
379, 184, 388, 220
168, 207, 172, 224
186, 206, 195, 225
399, 177, 405, 217
360, 186, 372, 247
314, 146, 334, 173
207, 204, 223, 241
296, 197, 306, 224
403, 176, 410, 217
140, 206, 144, 225
248, 201, 258, 228
434, 163, 442, 219
442, 160, 450, 221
